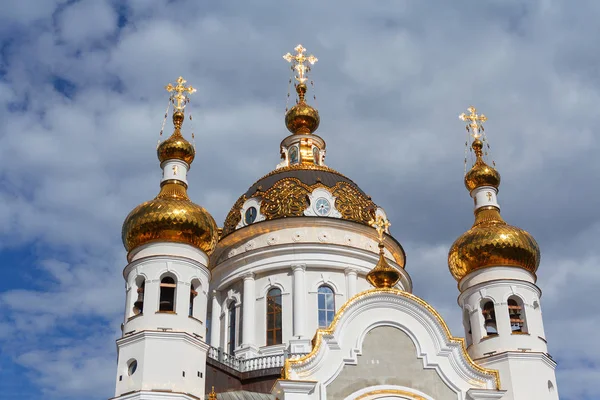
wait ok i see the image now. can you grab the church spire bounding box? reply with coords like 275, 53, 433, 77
366, 215, 400, 289
448, 106, 539, 282
278, 44, 326, 168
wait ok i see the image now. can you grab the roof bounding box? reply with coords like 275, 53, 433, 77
215, 391, 276, 400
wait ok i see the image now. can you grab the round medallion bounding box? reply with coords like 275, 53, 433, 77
245, 206, 257, 224
314, 197, 331, 216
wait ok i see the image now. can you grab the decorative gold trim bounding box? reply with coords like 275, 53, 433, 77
282, 288, 500, 390
354, 388, 426, 400
251, 164, 356, 188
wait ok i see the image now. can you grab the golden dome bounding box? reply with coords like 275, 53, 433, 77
157, 112, 195, 165
465, 139, 500, 192
285, 83, 320, 134
448, 207, 540, 281
367, 243, 401, 288
122, 181, 218, 254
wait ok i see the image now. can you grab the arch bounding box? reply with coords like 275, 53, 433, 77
260, 279, 287, 298
344, 384, 435, 400
480, 299, 498, 336
159, 274, 177, 312
266, 287, 283, 346
283, 289, 500, 392
318, 285, 335, 328
189, 278, 201, 318
507, 295, 528, 333
133, 276, 146, 316
309, 275, 342, 294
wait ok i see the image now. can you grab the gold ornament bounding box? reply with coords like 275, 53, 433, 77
459, 105, 487, 139
332, 184, 377, 226
366, 216, 400, 289
260, 178, 311, 219
464, 139, 500, 192
165, 76, 196, 111
283, 44, 318, 84
221, 195, 246, 237
448, 207, 540, 281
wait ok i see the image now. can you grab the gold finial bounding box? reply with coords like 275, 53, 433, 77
366, 215, 400, 289
459, 106, 487, 139
283, 44, 318, 84
165, 76, 196, 111
369, 215, 391, 244
208, 386, 217, 400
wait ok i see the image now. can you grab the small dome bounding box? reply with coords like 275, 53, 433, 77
448, 207, 540, 281
464, 140, 500, 192
285, 102, 320, 134
122, 182, 218, 254
157, 112, 195, 165
285, 83, 320, 134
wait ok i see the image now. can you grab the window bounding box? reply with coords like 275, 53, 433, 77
189, 282, 198, 317
318, 286, 335, 328
289, 146, 299, 165
508, 296, 527, 333
481, 301, 498, 336
133, 278, 145, 315
159, 276, 177, 312
267, 288, 282, 345
228, 302, 237, 354
127, 359, 138, 376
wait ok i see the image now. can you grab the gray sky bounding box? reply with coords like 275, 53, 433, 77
0, 1, 597, 399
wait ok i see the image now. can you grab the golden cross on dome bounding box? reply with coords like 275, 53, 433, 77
369, 215, 391, 243
165, 76, 196, 111
459, 106, 487, 139
283, 44, 318, 84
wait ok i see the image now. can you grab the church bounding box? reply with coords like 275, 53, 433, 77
111, 45, 558, 400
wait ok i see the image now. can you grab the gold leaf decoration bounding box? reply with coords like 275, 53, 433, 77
222, 195, 246, 237
332, 183, 376, 225
260, 178, 310, 219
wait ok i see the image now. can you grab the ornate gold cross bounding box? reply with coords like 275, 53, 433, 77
369, 215, 391, 242
165, 76, 196, 111
283, 44, 318, 84
459, 106, 487, 139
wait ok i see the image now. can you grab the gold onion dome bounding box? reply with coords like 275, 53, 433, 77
157, 111, 195, 165
122, 76, 218, 255
448, 107, 540, 281
285, 83, 320, 134
367, 217, 400, 288
464, 139, 500, 191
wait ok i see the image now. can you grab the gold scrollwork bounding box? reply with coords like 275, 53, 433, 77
332, 183, 377, 225
222, 195, 246, 236
260, 178, 311, 219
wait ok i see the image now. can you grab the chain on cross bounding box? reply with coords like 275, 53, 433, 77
369, 215, 391, 243
165, 76, 197, 111
459, 106, 487, 139
283, 44, 318, 84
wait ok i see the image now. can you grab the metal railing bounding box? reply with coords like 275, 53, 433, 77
207, 346, 307, 373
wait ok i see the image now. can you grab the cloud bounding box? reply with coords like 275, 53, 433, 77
0, 1, 597, 399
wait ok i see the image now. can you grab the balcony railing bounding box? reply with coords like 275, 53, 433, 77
207, 346, 306, 373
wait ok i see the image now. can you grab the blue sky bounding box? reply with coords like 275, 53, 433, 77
0, 1, 598, 399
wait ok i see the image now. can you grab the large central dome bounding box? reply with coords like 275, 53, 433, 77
222, 164, 378, 237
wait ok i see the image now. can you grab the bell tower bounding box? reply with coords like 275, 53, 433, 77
448, 107, 558, 400
114, 77, 218, 400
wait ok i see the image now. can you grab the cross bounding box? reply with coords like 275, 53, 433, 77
283, 44, 318, 84
369, 215, 391, 243
459, 106, 487, 139
165, 76, 196, 111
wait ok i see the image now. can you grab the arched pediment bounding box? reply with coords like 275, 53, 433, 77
280, 289, 503, 399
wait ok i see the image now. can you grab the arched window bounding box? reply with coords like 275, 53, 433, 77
481, 301, 498, 336
508, 296, 527, 333
133, 277, 145, 315
317, 286, 335, 328
189, 281, 198, 317
227, 302, 237, 354
159, 276, 177, 312
266, 288, 282, 346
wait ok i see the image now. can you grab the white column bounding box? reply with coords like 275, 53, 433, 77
210, 290, 221, 348
242, 272, 256, 346
292, 264, 306, 338
345, 268, 358, 298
